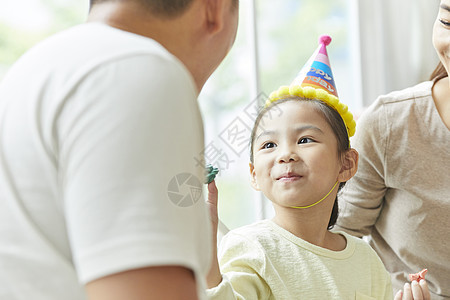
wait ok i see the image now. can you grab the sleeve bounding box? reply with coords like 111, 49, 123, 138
335, 99, 389, 237
57, 53, 211, 290
206, 232, 271, 300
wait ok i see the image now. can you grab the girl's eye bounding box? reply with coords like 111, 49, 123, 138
262, 142, 276, 149
298, 137, 314, 144
440, 19, 450, 27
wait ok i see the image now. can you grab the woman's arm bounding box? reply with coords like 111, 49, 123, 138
336, 101, 389, 236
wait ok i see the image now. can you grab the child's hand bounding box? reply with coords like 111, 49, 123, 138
394, 280, 430, 300
206, 180, 219, 234
206, 180, 222, 288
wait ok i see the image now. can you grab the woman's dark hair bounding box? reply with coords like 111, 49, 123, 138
249, 97, 350, 229
430, 61, 448, 82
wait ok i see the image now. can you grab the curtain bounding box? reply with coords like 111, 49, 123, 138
357, 0, 440, 106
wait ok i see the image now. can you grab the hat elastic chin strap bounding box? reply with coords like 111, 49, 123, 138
290, 180, 339, 209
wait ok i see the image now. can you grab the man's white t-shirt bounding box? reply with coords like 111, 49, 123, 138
0, 23, 211, 299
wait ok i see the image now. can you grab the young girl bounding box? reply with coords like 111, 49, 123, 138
206, 36, 430, 299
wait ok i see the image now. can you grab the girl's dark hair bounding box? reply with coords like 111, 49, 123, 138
430, 61, 448, 82
249, 97, 350, 229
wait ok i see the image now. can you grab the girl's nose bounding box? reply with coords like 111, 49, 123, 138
277, 146, 300, 163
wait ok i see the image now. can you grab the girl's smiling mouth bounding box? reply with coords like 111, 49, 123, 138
277, 172, 303, 182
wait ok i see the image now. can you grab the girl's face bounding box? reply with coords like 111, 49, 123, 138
434, 0, 450, 75
250, 101, 343, 209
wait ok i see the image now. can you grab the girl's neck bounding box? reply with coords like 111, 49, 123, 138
272, 206, 346, 251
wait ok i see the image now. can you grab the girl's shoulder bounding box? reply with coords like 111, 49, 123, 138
218, 220, 275, 269
220, 220, 283, 253
338, 231, 370, 248
224, 219, 274, 241
338, 232, 386, 264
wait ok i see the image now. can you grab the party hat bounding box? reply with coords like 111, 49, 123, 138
291, 35, 338, 97
266, 35, 356, 138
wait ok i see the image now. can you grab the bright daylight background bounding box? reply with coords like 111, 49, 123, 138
0, 0, 438, 231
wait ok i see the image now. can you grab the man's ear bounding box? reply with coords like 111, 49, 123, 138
338, 148, 359, 182
249, 162, 260, 191
205, 0, 227, 34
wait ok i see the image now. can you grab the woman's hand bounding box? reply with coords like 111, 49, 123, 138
206, 180, 222, 288
394, 280, 430, 300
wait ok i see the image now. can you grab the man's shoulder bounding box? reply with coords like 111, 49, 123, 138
30, 23, 178, 71
11, 23, 183, 84
71, 23, 177, 66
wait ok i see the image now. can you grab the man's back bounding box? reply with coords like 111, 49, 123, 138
0, 23, 211, 299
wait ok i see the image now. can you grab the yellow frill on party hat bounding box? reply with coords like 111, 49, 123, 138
265, 35, 356, 138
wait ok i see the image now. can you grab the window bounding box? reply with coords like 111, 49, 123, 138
0, 0, 88, 77
199, 0, 360, 230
